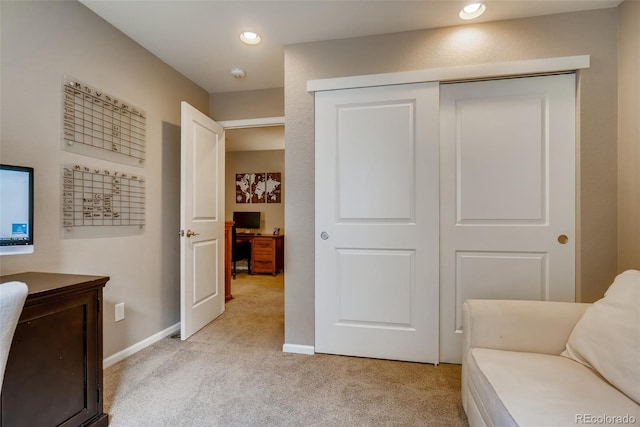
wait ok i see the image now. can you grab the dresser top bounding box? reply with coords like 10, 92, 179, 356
0, 272, 109, 298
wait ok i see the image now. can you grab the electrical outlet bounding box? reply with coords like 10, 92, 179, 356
115, 302, 125, 322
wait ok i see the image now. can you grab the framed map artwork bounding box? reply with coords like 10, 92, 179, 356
266, 173, 281, 203
236, 172, 281, 204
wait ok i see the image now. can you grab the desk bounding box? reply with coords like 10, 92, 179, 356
0, 272, 109, 427
236, 234, 284, 276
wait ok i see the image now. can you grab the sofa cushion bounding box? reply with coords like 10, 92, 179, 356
467, 348, 640, 426
561, 269, 640, 404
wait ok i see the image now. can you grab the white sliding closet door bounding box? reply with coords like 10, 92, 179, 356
315, 82, 440, 364
439, 74, 576, 363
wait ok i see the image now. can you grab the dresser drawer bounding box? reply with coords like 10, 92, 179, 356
253, 260, 273, 271
253, 238, 274, 250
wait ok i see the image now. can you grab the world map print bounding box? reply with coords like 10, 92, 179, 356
235, 172, 281, 203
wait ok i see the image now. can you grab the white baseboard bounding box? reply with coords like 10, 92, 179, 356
103, 322, 180, 368
282, 343, 315, 355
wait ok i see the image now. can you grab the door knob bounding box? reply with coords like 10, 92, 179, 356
320, 232, 329, 240
557, 234, 568, 244
186, 229, 200, 238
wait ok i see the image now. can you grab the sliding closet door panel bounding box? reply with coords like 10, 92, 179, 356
440, 74, 576, 363
315, 82, 440, 364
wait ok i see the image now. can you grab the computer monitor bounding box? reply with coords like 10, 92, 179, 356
0, 164, 34, 255
232, 211, 260, 232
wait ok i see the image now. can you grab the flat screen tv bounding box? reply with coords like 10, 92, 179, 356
0, 164, 34, 255
232, 211, 260, 231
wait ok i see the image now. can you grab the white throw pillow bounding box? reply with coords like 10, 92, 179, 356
562, 269, 640, 404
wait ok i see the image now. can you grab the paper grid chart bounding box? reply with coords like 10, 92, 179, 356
62, 164, 145, 238
62, 76, 146, 167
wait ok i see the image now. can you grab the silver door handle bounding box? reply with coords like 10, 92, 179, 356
320, 232, 329, 240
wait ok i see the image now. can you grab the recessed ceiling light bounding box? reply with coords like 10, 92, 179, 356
459, 2, 486, 20
240, 31, 261, 45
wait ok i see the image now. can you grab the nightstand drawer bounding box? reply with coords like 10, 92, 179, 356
254, 250, 272, 259
253, 238, 274, 250
253, 260, 273, 270
254, 247, 273, 255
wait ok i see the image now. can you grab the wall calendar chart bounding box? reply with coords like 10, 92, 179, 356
62, 164, 145, 239
62, 76, 146, 167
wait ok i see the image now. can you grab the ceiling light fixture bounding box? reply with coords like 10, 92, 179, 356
240, 31, 261, 45
459, 2, 486, 20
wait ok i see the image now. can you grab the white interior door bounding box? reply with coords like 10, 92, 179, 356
315, 82, 440, 364
439, 74, 576, 363
180, 101, 225, 340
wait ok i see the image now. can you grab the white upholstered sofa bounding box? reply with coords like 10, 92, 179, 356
462, 270, 640, 427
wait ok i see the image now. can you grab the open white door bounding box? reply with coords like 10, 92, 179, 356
439, 74, 576, 363
180, 101, 225, 340
315, 82, 440, 364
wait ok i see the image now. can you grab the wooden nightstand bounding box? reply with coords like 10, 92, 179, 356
251, 235, 284, 276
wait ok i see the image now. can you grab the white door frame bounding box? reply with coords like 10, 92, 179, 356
217, 116, 284, 130
307, 55, 589, 92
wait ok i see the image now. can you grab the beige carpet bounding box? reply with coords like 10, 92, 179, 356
104, 273, 469, 426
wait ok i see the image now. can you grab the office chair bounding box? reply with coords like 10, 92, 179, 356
231, 226, 251, 278
0, 281, 28, 391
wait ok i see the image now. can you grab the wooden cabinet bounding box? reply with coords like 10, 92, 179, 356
0, 272, 109, 427
236, 234, 284, 276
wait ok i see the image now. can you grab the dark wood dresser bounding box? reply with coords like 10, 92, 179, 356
0, 272, 109, 427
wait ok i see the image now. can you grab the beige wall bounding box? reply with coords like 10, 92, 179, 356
212, 89, 286, 234
210, 88, 284, 121
618, 1, 640, 271
284, 9, 620, 346
0, 1, 209, 358
225, 150, 285, 235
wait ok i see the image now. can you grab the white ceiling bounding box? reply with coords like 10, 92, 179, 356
80, 0, 621, 94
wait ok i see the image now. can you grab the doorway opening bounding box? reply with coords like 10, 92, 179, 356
220, 116, 285, 306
